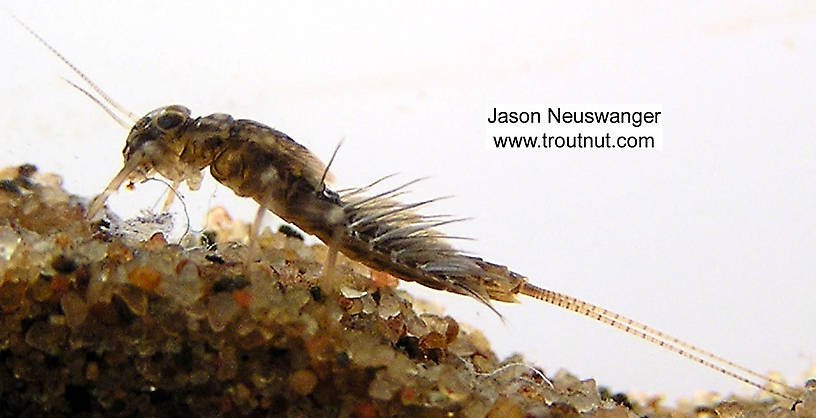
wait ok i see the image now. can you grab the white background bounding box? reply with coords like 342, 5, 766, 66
2, 1, 815, 402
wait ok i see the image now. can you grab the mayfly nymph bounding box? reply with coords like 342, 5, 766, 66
10, 13, 803, 402
87, 103, 526, 309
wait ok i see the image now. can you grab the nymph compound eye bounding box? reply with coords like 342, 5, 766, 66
157, 112, 183, 130
153, 105, 191, 131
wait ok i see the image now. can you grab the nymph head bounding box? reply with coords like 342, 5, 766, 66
86, 105, 200, 219
123, 105, 192, 161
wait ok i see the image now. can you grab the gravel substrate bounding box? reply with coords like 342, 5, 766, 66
0, 164, 812, 417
